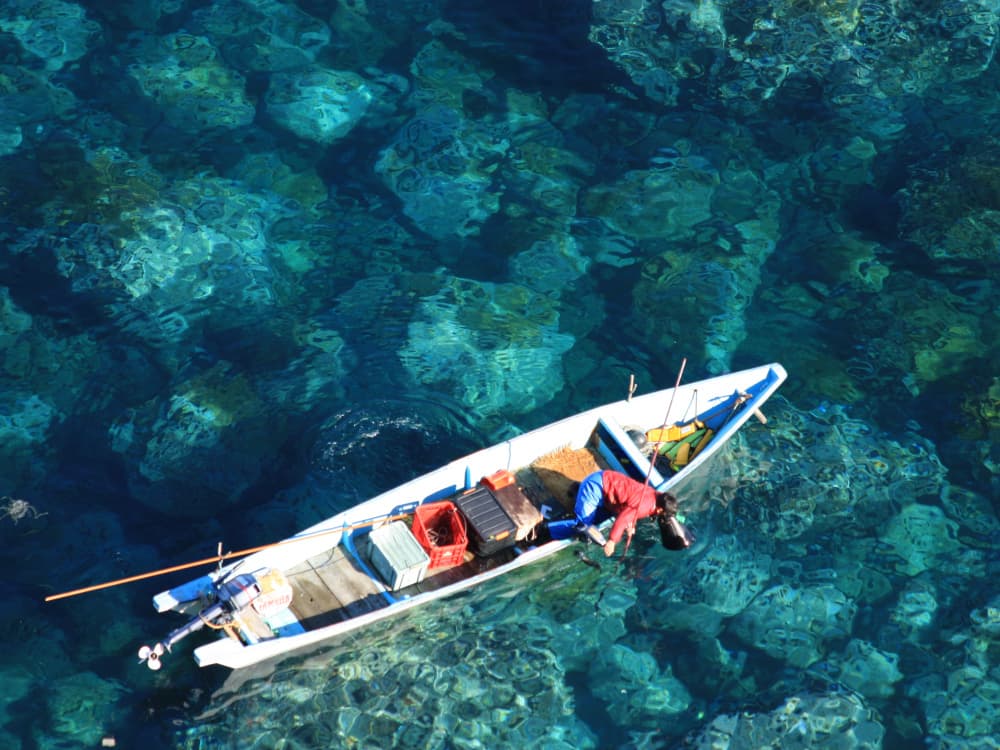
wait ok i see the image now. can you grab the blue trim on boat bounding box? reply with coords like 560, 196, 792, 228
596, 417, 668, 489
161, 574, 216, 609
274, 622, 306, 637
422, 485, 459, 504
342, 526, 398, 605
681, 370, 777, 433
266, 608, 306, 637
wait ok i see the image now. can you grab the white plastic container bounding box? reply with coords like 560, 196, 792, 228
367, 521, 430, 591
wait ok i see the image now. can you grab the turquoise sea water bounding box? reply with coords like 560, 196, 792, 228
1, 0, 998, 748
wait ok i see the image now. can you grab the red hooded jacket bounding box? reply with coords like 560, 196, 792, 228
602, 470, 659, 543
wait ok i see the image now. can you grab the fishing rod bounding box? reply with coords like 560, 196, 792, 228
644, 357, 687, 487
44, 511, 414, 603
589, 358, 688, 608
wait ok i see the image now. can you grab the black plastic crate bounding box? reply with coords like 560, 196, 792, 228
454, 487, 518, 556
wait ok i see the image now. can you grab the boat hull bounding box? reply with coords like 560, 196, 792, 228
153, 363, 787, 670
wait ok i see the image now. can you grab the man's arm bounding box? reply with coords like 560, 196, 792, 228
606, 510, 636, 554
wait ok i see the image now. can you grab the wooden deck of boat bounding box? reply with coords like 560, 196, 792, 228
285, 543, 522, 633
285, 547, 389, 631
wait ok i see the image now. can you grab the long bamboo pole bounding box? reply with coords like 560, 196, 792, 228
44, 511, 412, 603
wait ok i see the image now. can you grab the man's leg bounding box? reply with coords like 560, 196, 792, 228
574, 471, 605, 525
574, 471, 610, 544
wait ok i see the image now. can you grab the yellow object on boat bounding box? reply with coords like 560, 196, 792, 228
689, 429, 715, 460
647, 420, 703, 443
673, 441, 692, 467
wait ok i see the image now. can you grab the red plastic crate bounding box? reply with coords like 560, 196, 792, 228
413, 501, 468, 569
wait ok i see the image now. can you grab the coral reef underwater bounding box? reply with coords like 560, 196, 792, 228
0, 0, 998, 748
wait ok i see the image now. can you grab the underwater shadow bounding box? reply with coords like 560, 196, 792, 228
442, 0, 645, 99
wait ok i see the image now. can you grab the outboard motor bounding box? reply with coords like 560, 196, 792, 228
138, 573, 262, 670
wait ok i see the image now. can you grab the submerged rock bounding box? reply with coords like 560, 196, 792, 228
882, 503, 978, 578
0, 64, 78, 155
725, 400, 955, 541
581, 162, 717, 240
916, 664, 1000, 745
398, 274, 574, 416
229, 150, 329, 217
45, 671, 125, 747
897, 134, 1000, 262
265, 67, 373, 145
639, 533, 772, 637
0, 393, 58, 452
889, 576, 940, 644
0, 367, 61, 486
508, 235, 591, 298
0, 120, 22, 157
0, 0, 102, 71
376, 103, 508, 238
836, 639, 903, 699
125, 32, 256, 132
110, 363, 276, 515
587, 0, 686, 107
192, 0, 331, 72
0, 664, 31, 735
41, 167, 292, 363
589, 643, 692, 725
905, 593, 1000, 747
729, 583, 856, 668
375, 41, 509, 239
689, 691, 885, 749
606, 123, 781, 372
179, 606, 596, 749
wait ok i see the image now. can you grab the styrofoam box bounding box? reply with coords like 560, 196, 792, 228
367, 521, 430, 590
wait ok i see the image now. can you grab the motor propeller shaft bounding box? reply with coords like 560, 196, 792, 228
137, 574, 263, 670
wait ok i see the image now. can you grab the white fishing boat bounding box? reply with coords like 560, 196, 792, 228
138, 362, 786, 670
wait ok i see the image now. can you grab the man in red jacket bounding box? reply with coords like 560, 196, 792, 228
574, 470, 688, 555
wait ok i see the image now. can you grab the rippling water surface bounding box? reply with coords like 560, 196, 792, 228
0, 1, 997, 748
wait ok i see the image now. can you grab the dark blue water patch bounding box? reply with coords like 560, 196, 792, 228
151, 122, 285, 178
198, 318, 300, 373
563, 667, 629, 749
2, 689, 51, 750
0, 156, 64, 229
83, 0, 218, 36
447, 221, 521, 283
1, 246, 112, 337
843, 185, 903, 243
910, 375, 989, 461
44, 420, 134, 496
757, 73, 838, 123
442, 0, 653, 101
309, 398, 485, 494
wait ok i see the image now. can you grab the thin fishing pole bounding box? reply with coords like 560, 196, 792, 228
644, 357, 687, 487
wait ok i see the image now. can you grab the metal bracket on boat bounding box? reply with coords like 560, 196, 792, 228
734, 393, 768, 425
138, 573, 263, 670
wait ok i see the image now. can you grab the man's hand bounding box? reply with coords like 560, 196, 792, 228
603, 540, 616, 556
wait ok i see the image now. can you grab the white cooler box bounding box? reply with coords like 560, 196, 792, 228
367, 521, 430, 590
